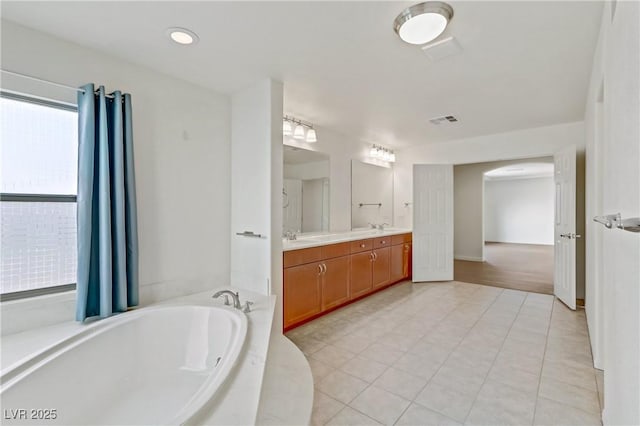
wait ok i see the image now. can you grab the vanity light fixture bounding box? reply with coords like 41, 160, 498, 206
166, 27, 199, 45
283, 119, 292, 136
305, 128, 317, 143
293, 124, 305, 140
393, 1, 454, 45
283, 115, 318, 143
370, 144, 396, 163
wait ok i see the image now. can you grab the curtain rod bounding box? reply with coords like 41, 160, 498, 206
1, 69, 119, 99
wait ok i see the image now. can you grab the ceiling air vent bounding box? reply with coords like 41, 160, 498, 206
429, 115, 459, 125
421, 36, 463, 62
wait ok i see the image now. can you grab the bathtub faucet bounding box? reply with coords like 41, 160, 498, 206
212, 290, 242, 309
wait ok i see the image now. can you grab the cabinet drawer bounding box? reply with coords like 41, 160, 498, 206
283, 247, 322, 268
321, 242, 351, 260
391, 233, 412, 245
374, 236, 392, 248
350, 239, 373, 253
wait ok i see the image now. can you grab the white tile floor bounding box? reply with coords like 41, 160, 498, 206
286, 281, 603, 426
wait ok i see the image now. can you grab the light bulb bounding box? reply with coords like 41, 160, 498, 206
398, 13, 448, 45
293, 124, 305, 140
283, 119, 292, 136
306, 128, 317, 143
167, 27, 199, 45
390, 151, 396, 162
370, 146, 378, 158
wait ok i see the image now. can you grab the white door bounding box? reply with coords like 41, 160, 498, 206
600, 3, 639, 422
554, 144, 577, 309
412, 164, 454, 282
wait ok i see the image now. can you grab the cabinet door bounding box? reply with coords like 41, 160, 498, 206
372, 247, 391, 289
322, 256, 350, 310
284, 263, 322, 328
390, 244, 405, 283
403, 243, 412, 279
350, 251, 373, 299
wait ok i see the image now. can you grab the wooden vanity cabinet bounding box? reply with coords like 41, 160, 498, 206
372, 247, 391, 289
390, 241, 412, 282
322, 256, 350, 310
284, 233, 412, 330
284, 261, 322, 328
350, 251, 373, 299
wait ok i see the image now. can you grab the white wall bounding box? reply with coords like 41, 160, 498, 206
584, 2, 640, 424
230, 79, 283, 306
484, 177, 554, 245
1, 21, 231, 334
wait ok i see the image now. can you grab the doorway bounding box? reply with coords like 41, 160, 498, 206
453, 159, 556, 294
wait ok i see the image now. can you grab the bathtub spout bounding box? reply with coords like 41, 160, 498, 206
212, 290, 242, 309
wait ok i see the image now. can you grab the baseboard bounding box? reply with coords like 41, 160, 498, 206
454, 255, 484, 262
484, 241, 554, 246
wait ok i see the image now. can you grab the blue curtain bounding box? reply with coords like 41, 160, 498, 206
76, 84, 139, 321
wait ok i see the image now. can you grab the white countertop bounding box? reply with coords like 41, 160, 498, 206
256, 334, 313, 425
282, 228, 412, 251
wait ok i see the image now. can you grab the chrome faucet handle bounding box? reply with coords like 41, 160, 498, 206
212, 290, 242, 309
242, 301, 254, 313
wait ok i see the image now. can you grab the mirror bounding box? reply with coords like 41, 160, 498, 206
351, 160, 393, 229
283, 146, 330, 234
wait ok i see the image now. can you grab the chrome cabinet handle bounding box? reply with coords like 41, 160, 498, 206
360, 243, 366, 248
318, 264, 322, 275
322, 264, 327, 273
381, 240, 386, 244
369, 253, 374, 261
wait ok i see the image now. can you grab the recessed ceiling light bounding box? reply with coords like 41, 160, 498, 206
166, 27, 199, 45
394, 1, 454, 45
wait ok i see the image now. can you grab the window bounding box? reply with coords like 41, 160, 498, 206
0, 93, 78, 300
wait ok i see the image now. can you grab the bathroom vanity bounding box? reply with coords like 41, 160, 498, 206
283, 230, 412, 330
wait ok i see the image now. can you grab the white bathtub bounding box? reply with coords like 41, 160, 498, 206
0, 304, 247, 425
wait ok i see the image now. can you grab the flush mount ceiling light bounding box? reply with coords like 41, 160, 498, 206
283, 115, 318, 143
167, 27, 199, 45
393, 1, 454, 45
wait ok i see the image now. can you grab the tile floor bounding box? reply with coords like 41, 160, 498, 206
286, 281, 603, 426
